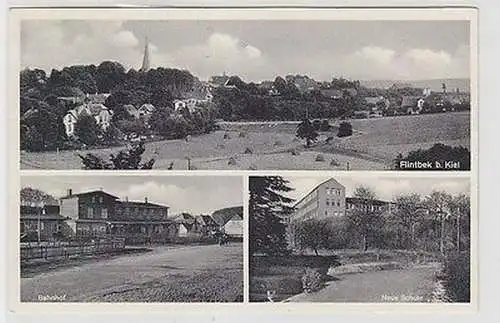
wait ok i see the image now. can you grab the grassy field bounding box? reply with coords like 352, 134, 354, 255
20, 112, 470, 170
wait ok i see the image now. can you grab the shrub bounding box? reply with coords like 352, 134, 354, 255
78, 141, 155, 170
441, 251, 470, 302
315, 154, 325, 162
244, 147, 253, 154
312, 119, 321, 131
301, 268, 323, 293
330, 158, 340, 167
223, 132, 231, 139
394, 143, 470, 171
320, 119, 331, 131
337, 122, 353, 137
228, 157, 238, 166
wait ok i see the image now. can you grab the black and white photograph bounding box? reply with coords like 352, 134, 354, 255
249, 175, 472, 303
18, 15, 473, 170
19, 175, 243, 303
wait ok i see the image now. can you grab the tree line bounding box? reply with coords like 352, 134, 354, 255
249, 176, 470, 257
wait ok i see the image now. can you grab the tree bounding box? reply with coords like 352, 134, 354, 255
75, 115, 101, 146
337, 122, 353, 137
424, 191, 453, 254
249, 176, 295, 255
293, 219, 332, 255
95, 61, 126, 93
390, 193, 423, 249
448, 193, 470, 252
78, 141, 155, 169
296, 119, 318, 148
20, 187, 58, 206
346, 186, 384, 251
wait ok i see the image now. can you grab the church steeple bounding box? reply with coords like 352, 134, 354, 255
139, 37, 151, 72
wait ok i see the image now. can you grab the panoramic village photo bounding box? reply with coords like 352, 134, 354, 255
19, 175, 244, 302
249, 175, 471, 303
19, 19, 471, 170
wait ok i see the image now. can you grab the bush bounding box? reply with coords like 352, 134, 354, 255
394, 143, 470, 171
301, 268, 323, 293
315, 154, 325, 162
244, 147, 253, 154
320, 119, 331, 131
312, 119, 321, 131
330, 158, 340, 167
337, 122, 353, 137
441, 251, 470, 302
223, 132, 231, 139
228, 157, 238, 166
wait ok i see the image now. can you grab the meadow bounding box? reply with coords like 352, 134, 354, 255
20, 111, 470, 170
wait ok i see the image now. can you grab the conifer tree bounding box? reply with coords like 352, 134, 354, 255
249, 176, 295, 255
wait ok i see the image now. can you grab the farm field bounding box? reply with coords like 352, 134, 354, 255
20, 111, 470, 170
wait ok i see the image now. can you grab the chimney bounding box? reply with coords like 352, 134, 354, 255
145, 197, 148, 204
67, 189, 72, 197
125, 196, 129, 202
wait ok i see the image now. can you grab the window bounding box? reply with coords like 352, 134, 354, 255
326, 187, 330, 194
337, 201, 340, 207
87, 207, 94, 218
325, 211, 328, 216
40, 222, 44, 230
334, 212, 338, 217
99, 197, 103, 203
92, 197, 96, 203
126, 207, 130, 214
326, 199, 330, 206
102, 208, 108, 219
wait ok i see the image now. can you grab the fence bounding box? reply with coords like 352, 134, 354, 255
20, 238, 126, 262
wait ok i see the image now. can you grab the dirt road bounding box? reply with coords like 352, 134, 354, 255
286, 265, 440, 303
21, 244, 243, 302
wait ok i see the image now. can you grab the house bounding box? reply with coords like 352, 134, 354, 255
400, 95, 425, 114
63, 103, 113, 137
320, 89, 343, 100
138, 103, 156, 117
124, 104, 140, 119
20, 204, 70, 242
364, 96, 390, 110
211, 206, 244, 239
59, 189, 175, 244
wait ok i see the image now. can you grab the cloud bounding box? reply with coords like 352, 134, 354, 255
21, 21, 145, 71
354, 46, 396, 66
112, 30, 139, 48
21, 21, 469, 81
171, 32, 265, 79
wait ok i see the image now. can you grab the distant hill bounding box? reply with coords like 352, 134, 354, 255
360, 78, 470, 93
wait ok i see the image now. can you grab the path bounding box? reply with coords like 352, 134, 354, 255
286, 264, 440, 303
21, 244, 242, 302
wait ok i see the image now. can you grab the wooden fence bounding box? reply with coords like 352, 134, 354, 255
20, 238, 126, 262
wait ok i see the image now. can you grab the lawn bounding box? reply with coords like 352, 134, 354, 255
249, 255, 340, 302
250, 249, 442, 302
20, 112, 470, 170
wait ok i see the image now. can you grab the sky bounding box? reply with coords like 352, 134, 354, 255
281, 175, 470, 203
21, 20, 470, 82
21, 175, 243, 215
